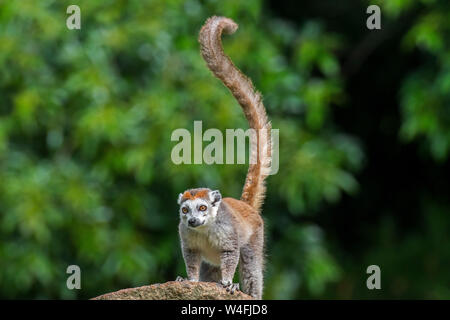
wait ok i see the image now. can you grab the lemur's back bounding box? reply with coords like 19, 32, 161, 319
222, 198, 263, 232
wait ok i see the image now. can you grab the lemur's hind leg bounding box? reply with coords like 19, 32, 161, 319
239, 228, 264, 299
199, 262, 221, 282
199, 261, 240, 293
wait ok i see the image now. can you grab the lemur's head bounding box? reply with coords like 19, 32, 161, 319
177, 188, 222, 229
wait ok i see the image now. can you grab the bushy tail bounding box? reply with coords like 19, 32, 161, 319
198, 16, 271, 213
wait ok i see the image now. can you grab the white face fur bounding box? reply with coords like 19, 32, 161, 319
178, 190, 221, 230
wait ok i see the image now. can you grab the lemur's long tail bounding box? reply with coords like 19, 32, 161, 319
199, 16, 271, 214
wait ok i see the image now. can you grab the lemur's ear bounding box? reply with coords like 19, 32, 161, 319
177, 193, 184, 205
209, 190, 222, 206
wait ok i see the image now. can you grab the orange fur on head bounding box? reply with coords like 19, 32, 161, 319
181, 189, 210, 201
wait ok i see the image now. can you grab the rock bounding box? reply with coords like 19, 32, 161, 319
92, 281, 254, 300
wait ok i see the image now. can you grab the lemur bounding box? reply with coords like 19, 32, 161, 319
176, 16, 272, 300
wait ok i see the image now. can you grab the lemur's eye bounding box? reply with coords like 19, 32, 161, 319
199, 205, 207, 211
182, 207, 188, 214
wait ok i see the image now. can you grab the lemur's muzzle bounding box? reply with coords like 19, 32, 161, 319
188, 218, 203, 228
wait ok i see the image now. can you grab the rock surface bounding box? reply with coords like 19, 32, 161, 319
92, 281, 254, 300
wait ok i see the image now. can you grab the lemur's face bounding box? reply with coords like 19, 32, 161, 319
178, 188, 222, 229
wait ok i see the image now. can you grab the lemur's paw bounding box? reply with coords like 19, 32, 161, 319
220, 280, 240, 294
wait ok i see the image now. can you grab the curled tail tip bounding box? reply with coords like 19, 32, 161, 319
200, 16, 238, 39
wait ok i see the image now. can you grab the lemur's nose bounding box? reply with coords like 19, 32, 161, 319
188, 218, 196, 226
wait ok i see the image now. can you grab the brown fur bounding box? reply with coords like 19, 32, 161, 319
222, 197, 262, 229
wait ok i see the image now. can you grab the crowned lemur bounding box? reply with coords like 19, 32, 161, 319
176, 16, 272, 300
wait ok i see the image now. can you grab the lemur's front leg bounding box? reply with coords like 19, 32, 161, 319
219, 249, 240, 294
176, 248, 201, 282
